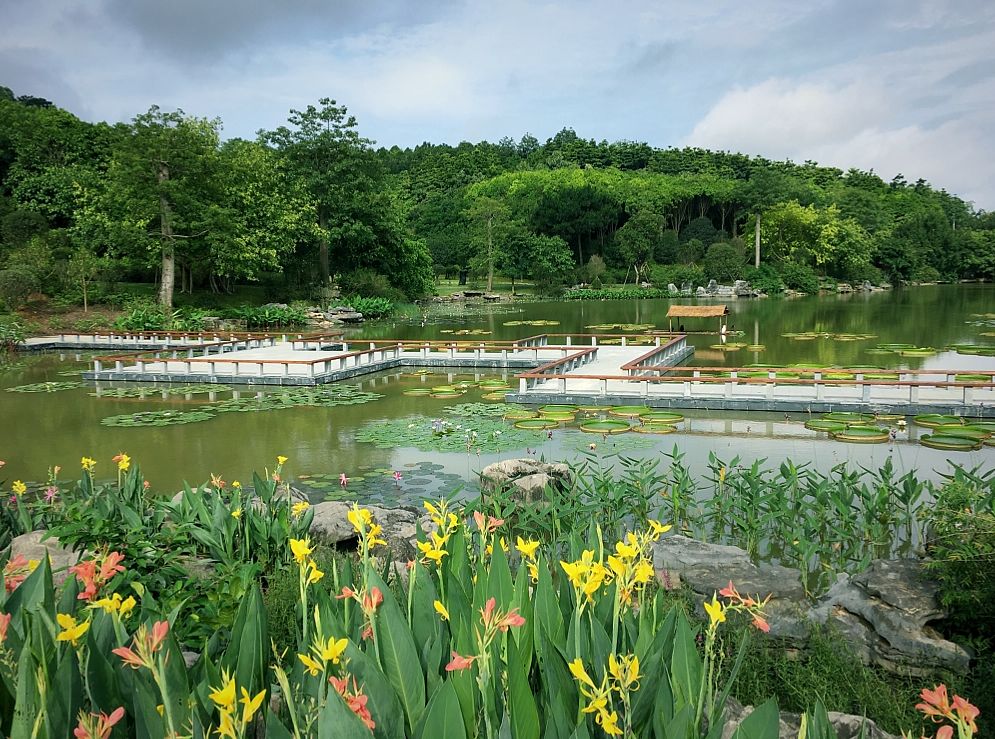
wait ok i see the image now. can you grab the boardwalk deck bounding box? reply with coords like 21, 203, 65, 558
25, 332, 995, 416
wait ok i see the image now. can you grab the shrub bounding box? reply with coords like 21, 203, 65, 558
703, 242, 747, 282
744, 264, 785, 295
225, 304, 308, 329
347, 296, 396, 319
0, 314, 25, 351
338, 268, 407, 302
777, 262, 820, 293
0, 266, 38, 309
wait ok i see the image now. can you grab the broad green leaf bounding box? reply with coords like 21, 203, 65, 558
318, 686, 375, 738
414, 680, 467, 739
345, 641, 406, 739
367, 570, 425, 732
508, 634, 540, 739
730, 698, 780, 739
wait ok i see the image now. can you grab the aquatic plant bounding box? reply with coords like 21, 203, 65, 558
6, 380, 85, 392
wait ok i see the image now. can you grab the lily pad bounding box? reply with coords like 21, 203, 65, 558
579, 419, 630, 434
920, 434, 982, 451
539, 405, 578, 414
805, 419, 848, 432
503, 409, 539, 421
481, 391, 509, 400
822, 412, 875, 423
356, 415, 536, 453
632, 423, 677, 434
639, 411, 684, 424
7, 381, 85, 393
101, 409, 217, 427
514, 418, 559, 430
443, 403, 511, 418
830, 426, 890, 443
403, 388, 433, 396
914, 414, 964, 428
609, 406, 652, 418
932, 425, 990, 441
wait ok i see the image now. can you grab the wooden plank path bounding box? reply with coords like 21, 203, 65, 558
26, 331, 995, 416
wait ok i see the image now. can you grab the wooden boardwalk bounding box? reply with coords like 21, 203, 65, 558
26, 331, 995, 416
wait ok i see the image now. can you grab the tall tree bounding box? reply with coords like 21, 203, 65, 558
262, 99, 381, 285
96, 107, 223, 308
466, 196, 514, 292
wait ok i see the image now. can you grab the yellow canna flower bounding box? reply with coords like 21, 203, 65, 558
515, 537, 540, 560
527, 562, 539, 583
433, 600, 449, 621
634, 559, 655, 584
209, 670, 237, 712
607, 555, 627, 579
316, 636, 348, 664
116, 453, 131, 472
608, 653, 641, 690
12, 480, 26, 495
347, 505, 374, 534
277, 455, 288, 465
598, 709, 624, 736
216, 709, 237, 739
568, 658, 596, 688
292, 501, 310, 517
55, 613, 90, 647
647, 519, 672, 539
289, 538, 312, 565
232, 480, 242, 489
704, 595, 726, 627
239, 686, 266, 724
417, 540, 448, 564
423, 500, 440, 520
80, 457, 96, 472
615, 538, 639, 559
306, 561, 324, 585
298, 653, 323, 676
119, 595, 137, 618
231, 508, 242, 520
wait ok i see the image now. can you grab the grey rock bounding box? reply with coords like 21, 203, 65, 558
328, 305, 355, 313
668, 283, 679, 294
652, 536, 969, 675
483, 294, 502, 301
9, 530, 82, 584
722, 698, 899, 739
309, 501, 420, 561
479, 458, 572, 503
183, 650, 200, 668
695, 286, 707, 296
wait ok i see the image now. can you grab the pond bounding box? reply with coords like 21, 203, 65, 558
2, 284, 993, 497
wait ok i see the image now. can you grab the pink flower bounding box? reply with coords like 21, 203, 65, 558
497, 608, 526, 631
44, 486, 58, 503
445, 651, 477, 671
340, 473, 348, 488
0, 612, 11, 643
752, 615, 770, 633
393, 471, 402, 485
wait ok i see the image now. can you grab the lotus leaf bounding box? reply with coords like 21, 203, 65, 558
7, 381, 85, 393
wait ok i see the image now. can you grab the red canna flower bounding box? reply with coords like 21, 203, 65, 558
99, 551, 126, 582
336, 586, 356, 600
752, 615, 770, 633
480, 597, 496, 626
936, 726, 953, 739
363, 587, 383, 612
149, 620, 169, 652
719, 581, 739, 600
497, 608, 526, 631
73, 706, 125, 739
445, 651, 477, 671
330, 675, 375, 731
111, 645, 145, 670
917, 684, 953, 719
952, 695, 980, 732
0, 612, 11, 643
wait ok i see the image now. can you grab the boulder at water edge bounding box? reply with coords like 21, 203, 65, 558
479, 458, 573, 503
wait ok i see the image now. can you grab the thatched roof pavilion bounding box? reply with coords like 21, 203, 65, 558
666, 304, 729, 333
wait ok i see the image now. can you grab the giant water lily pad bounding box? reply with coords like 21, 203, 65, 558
914, 414, 964, 428
7, 381, 85, 393
822, 412, 874, 423
609, 406, 652, 418
632, 423, 677, 434
830, 426, 890, 443
639, 411, 684, 424
514, 418, 559, 430
579, 419, 630, 434
101, 409, 217, 427
932, 425, 990, 441
355, 415, 537, 453
503, 320, 560, 327
920, 434, 982, 451
804, 419, 848, 432
443, 403, 512, 418
481, 391, 509, 400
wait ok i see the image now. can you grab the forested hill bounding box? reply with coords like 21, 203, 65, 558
1, 86, 993, 310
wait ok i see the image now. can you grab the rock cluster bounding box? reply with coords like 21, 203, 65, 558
721, 698, 899, 739
304, 305, 365, 327
653, 535, 970, 675
478, 458, 573, 503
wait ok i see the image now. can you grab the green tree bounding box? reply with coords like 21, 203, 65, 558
262, 99, 387, 286
615, 210, 664, 284
88, 106, 224, 309
466, 196, 514, 292
703, 242, 746, 282
66, 245, 104, 311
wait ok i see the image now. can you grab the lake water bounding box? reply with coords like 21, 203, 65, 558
2, 285, 993, 499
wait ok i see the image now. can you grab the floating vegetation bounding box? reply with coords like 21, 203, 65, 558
873, 414, 905, 423
709, 344, 742, 351
914, 414, 964, 428
804, 419, 849, 432
955, 374, 992, 383
166, 384, 234, 395
101, 409, 217, 427
639, 411, 684, 424
442, 403, 510, 418
57, 369, 87, 376
584, 323, 655, 332
948, 344, 995, 357
481, 391, 509, 400
579, 419, 630, 434
896, 347, 937, 357
539, 404, 577, 414
932, 425, 990, 441
90, 386, 166, 399
514, 418, 559, 430
920, 434, 983, 452
830, 333, 876, 341
355, 415, 536, 453
402, 388, 432, 396
7, 381, 85, 393
576, 405, 607, 413
608, 405, 652, 418
503, 409, 538, 421
213, 386, 383, 413
745, 344, 766, 352
822, 412, 874, 423
450, 329, 492, 336
964, 422, 995, 434
539, 412, 575, 423
632, 422, 677, 434
830, 426, 890, 443
502, 320, 560, 327
431, 390, 463, 398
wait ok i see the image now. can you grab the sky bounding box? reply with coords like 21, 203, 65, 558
2, 0, 994, 208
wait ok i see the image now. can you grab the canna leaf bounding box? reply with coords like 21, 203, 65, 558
729, 697, 780, 739
318, 685, 374, 738
414, 680, 466, 739
508, 634, 539, 739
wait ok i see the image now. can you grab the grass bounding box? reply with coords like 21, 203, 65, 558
433, 278, 538, 296
726, 624, 977, 736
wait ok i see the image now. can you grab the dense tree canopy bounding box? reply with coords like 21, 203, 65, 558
1, 88, 993, 310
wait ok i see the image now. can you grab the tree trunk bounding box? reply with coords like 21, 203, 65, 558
577, 233, 583, 266
318, 211, 330, 285
459, 269, 468, 286
82, 280, 88, 313
486, 215, 494, 292
754, 211, 761, 268
157, 162, 176, 309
